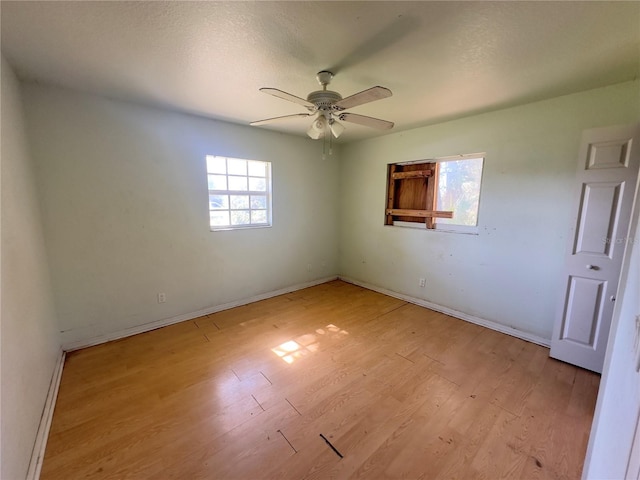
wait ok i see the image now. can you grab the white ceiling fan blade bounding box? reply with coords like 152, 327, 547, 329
333, 86, 392, 111
250, 113, 312, 126
259, 88, 315, 109
338, 113, 394, 130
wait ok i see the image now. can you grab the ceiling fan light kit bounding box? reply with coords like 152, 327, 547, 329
307, 115, 327, 140
250, 70, 394, 142
329, 118, 345, 138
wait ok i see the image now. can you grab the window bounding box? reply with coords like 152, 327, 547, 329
206, 155, 272, 231
385, 155, 483, 232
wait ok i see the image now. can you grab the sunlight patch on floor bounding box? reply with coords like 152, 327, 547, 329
271, 324, 349, 364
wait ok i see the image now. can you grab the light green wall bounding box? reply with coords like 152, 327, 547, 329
23, 84, 340, 346
1, 57, 61, 480
339, 80, 640, 339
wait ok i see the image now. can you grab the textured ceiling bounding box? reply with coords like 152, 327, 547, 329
1, 1, 639, 142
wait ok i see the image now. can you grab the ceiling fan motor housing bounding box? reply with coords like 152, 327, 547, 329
307, 90, 342, 110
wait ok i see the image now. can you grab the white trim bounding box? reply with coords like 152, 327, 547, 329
26, 349, 65, 480
397, 152, 486, 166
63, 276, 339, 352
339, 275, 550, 348
391, 221, 480, 235
433, 224, 479, 235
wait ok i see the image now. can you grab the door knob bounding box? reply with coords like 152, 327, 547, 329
586, 264, 599, 270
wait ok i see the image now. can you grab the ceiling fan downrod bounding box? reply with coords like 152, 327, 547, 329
316, 70, 333, 89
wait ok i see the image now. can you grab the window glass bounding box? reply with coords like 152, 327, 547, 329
436, 158, 483, 226
251, 210, 267, 223
248, 160, 265, 177
207, 156, 226, 174
228, 176, 248, 191
230, 195, 249, 209
208, 175, 227, 190
231, 210, 251, 225
249, 177, 266, 192
210, 211, 230, 227
250, 195, 267, 209
227, 158, 247, 176
209, 194, 229, 210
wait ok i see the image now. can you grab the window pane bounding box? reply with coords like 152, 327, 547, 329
250, 195, 267, 209
208, 174, 227, 190
210, 210, 230, 227
228, 158, 247, 176
228, 175, 248, 191
206, 156, 226, 174
436, 158, 483, 226
231, 210, 250, 225
209, 195, 229, 210
230, 195, 249, 209
248, 160, 265, 177
251, 210, 267, 223
249, 177, 266, 192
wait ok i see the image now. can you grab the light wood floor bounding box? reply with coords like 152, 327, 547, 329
41, 280, 599, 479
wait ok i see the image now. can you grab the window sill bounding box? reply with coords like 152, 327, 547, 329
210, 224, 272, 232
390, 221, 479, 235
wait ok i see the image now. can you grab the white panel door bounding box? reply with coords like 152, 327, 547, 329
551, 124, 640, 373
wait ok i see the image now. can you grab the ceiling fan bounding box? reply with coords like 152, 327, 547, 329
250, 71, 394, 140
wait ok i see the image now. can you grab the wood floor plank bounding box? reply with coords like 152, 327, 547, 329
40, 280, 599, 479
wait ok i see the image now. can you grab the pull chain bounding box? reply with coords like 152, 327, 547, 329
322, 134, 327, 160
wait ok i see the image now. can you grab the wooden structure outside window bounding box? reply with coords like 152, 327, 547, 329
385, 161, 453, 229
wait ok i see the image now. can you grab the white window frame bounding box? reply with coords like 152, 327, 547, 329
206, 155, 272, 231
390, 153, 484, 234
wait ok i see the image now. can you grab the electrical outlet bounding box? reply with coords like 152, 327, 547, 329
307, 264, 312, 272
157, 293, 166, 303
419, 278, 426, 287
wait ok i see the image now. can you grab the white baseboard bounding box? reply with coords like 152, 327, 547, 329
26, 348, 65, 480
63, 275, 549, 352
63, 276, 339, 352
339, 275, 551, 348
